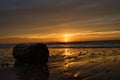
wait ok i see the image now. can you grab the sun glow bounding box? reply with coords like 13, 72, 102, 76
64, 34, 70, 37
65, 38, 68, 42
64, 34, 70, 42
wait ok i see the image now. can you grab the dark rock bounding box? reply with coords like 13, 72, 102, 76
13, 43, 49, 65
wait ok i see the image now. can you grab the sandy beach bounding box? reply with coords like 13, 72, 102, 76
0, 48, 120, 80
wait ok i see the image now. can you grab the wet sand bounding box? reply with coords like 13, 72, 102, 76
0, 48, 120, 80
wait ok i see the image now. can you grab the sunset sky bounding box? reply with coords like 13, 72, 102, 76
0, 0, 120, 44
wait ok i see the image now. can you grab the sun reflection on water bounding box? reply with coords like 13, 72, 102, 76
63, 48, 71, 56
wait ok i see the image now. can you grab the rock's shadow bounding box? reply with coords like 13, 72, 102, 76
14, 64, 49, 80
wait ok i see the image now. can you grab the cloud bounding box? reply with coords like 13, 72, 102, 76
2, 30, 119, 39
0, 30, 120, 44
0, 0, 120, 40
0, 0, 120, 9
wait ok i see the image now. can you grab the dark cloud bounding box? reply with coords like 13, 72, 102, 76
0, 0, 120, 39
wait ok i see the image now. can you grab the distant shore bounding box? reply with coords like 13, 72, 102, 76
0, 40, 120, 48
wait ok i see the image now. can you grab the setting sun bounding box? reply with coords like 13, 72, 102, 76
64, 34, 70, 42
65, 38, 68, 42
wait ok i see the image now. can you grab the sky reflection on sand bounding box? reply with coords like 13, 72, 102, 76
49, 48, 120, 80
0, 48, 120, 80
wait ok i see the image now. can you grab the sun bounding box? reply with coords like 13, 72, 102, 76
65, 38, 68, 42
63, 34, 70, 42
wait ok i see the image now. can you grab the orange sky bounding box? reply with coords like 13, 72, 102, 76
0, 0, 120, 44
0, 30, 120, 44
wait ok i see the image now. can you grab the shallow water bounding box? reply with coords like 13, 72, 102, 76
0, 48, 120, 80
